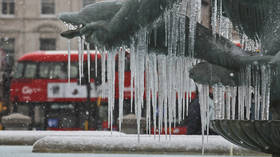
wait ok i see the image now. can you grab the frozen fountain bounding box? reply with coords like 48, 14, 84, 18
58, 0, 280, 156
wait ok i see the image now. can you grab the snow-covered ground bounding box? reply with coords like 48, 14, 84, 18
0, 131, 124, 145
32, 134, 265, 156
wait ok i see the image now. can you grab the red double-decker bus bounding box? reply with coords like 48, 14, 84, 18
9, 50, 131, 130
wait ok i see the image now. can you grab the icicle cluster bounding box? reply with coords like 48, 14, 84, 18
211, 0, 234, 40
164, 0, 188, 56
62, 2, 273, 155
128, 27, 195, 139
212, 64, 272, 121
188, 0, 201, 57
240, 33, 261, 52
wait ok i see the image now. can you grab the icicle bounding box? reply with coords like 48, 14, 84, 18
260, 65, 267, 120
211, 0, 217, 37
224, 87, 229, 120
188, 0, 201, 57
81, 36, 85, 76
107, 50, 116, 132
118, 48, 125, 131
265, 65, 271, 120
219, 85, 225, 119
86, 43, 91, 83
166, 56, 173, 138
254, 65, 261, 120
197, 84, 208, 155
151, 54, 158, 138
134, 28, 148, 141
136, 52, 145, 141
213, 84, 223, 119
179, 0, 187, 56
245, 65, 252, 120
95, 47, 98, 77
164, 11, 169, 47
130, 40, 136, 112
230, 87, 237, 120
237, 86, 242, 120
78, 37, 82, 84
101, 48, 106, 98
217, 0, 223, 35
67, 39, 71, 83
157, 55, 167, 139
145, 54, 151, 134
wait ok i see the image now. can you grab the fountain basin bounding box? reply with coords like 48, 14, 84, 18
211, 120, 280, 157
31, 135, 263, 155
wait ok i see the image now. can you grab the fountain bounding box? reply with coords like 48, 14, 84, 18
58, 0, 280, 156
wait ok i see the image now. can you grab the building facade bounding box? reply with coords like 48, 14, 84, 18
0, 0, 104, 109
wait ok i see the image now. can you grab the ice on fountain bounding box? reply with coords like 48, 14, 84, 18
225, 86, 231, 120
101, 49, 106, 98
145, 54, 151, 134
67, 39, 71, 83
211, 64, 272, 121
197, 84, 210, 155
217, 0, 223, 36
118, 47, 125, 131
130, 40, 136, 112
151, 53, 158, 138
86, 43, 91, 83
211, 0, 217, 37
253, 65, 261, 120
107, 50, 116, 131
78, 37, 82, 84
240, 33, 261, 53
157, 54, 167, 138
189, 0, 201, 57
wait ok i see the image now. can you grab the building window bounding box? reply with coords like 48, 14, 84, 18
2, 0, 15, 15
41, 0, 55, 15
40, 38, 56, 50
83, 0, 96, 7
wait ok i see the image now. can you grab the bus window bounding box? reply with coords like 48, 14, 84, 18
39, 62, 78, 79
13, 62, 24, 78
39, 63, 50, 78
49, 63, 66, 79
53, 64, 66, 79
24, 63, 37, 78
70, 63, 78, 78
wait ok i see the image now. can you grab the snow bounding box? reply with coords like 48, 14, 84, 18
32, 135, 262, 155
0, 131, 124, 145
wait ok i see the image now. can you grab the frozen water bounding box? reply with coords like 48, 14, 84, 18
67, 39, 71, 83
211, 64, 272, 121
86, 43, 91, 83
118, 47, 125, 131
188, 0, 201, 57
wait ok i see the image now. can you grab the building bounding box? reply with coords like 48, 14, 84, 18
0, 0, 106, 61
0, 0, 105, 110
